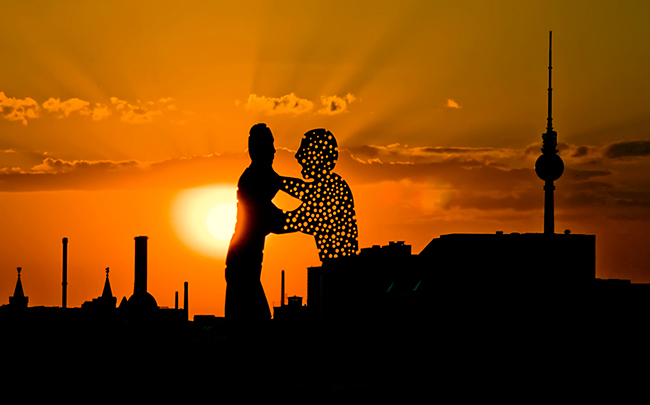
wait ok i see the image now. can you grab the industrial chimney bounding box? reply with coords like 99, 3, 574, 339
134, 236, 148, 295
126, 236, 158, 310
62, 237, 68, 309
281, 270, 285, 307
184, 281, 189, 321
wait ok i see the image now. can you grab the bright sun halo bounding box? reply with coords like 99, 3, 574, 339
207, 204, 237, 241
171, 185, 237, 258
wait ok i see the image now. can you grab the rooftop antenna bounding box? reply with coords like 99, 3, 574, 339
535, 31, 564, 234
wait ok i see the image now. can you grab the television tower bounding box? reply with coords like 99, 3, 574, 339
535, 31, 564, 234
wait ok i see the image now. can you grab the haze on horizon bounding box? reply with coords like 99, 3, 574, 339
2, 1, 650, 318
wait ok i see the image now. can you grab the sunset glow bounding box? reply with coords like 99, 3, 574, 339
207, 204, 237, 242
171, 185, 237, 258
2, 1, 650, 319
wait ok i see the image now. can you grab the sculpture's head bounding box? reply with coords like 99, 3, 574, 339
248, 123, 275, 166
295, 129, 338, 180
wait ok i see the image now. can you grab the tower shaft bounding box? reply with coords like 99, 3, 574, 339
544, 181, 555, 235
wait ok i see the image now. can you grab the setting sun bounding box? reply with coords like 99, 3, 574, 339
171, 185, 237, 258
207, 204, 237, 241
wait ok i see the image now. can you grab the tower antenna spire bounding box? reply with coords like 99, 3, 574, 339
547, 31, 553, 132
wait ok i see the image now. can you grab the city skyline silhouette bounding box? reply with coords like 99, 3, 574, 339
0, 1, 650, 392
3, 3, 650, 320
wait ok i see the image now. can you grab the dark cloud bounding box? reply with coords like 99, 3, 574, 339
346, 144, 513, 164
603, 140, 650, 159
345, 145, 383, 160
563, 168, 611, 181
571, 145, 591, 158
0, 154, 248, 192
32, 157, 139, 173
335, 149, 536, 192
559, 191, 610, 208
420, 146, 497, 154
2, 141, 647, 218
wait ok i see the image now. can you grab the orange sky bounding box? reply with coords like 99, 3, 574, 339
2, 1, 650, 318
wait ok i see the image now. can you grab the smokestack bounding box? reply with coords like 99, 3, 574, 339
134, 236, 148, 295
175, 291, 179, 310
62, 237, 68, 309
281, 270, 285, 307
184, 281, 189, 321
126, 235, 157, 310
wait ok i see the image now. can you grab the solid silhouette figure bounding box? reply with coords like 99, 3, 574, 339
281, 129, 358, 262
225, 124, 288, 321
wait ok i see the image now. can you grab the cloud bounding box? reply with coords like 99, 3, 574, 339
0, 153, 247, 192
524, 140, 650, 162
3, 139, 647, 219
31, 157, 140, 173
245, 93, 314, 115
110, 97, 166, 124
346, 143, 512, 164
446, 99, 461, 109
42, 97, 91, 117
571, 145, 591, 158
243, 93, 357, 116
0, 92, 177, 125
91, 104, 112, 121
603, 140, 650, 159
317, 93, 356, 115
119, 107, 162, 124
0, 91, 40, 125
332, 141, 647, 216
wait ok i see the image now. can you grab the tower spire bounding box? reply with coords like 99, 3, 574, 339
535, 31, 564, 235
9, 267, 28, 308
547, 31, 553, 133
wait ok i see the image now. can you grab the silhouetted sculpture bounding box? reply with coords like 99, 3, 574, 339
225, 124, 289, 321
281, 129, 358, 261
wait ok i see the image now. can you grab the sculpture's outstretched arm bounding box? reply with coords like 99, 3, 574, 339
279, 176, 310, 200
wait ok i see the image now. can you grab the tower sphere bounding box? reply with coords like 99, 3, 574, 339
535, 153, 564, 182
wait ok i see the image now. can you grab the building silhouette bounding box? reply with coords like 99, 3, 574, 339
7, 267, 28, 310
81, 268, 117, 310
272, 271, 309, 322
3, 33, 649, 398
1, 235, 186, 323
301, 33, 650, 328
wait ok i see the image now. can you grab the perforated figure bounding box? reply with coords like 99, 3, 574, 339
281, 129, 358, 262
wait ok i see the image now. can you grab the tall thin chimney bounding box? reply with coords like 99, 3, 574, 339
184, 281, 189, 321
126, 235, 157, 310
281, 270, 285, 307
175, 291, 179, 310
134, 236, 148, 295
62, 237, 68, 309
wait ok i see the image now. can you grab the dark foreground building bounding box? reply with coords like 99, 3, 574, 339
307, 232, 650, 327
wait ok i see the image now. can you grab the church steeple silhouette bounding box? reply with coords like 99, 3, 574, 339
82, 267, 117, 310
535, 31, 565, 234
9, 267, 28, 309
102, 267, 114, 300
